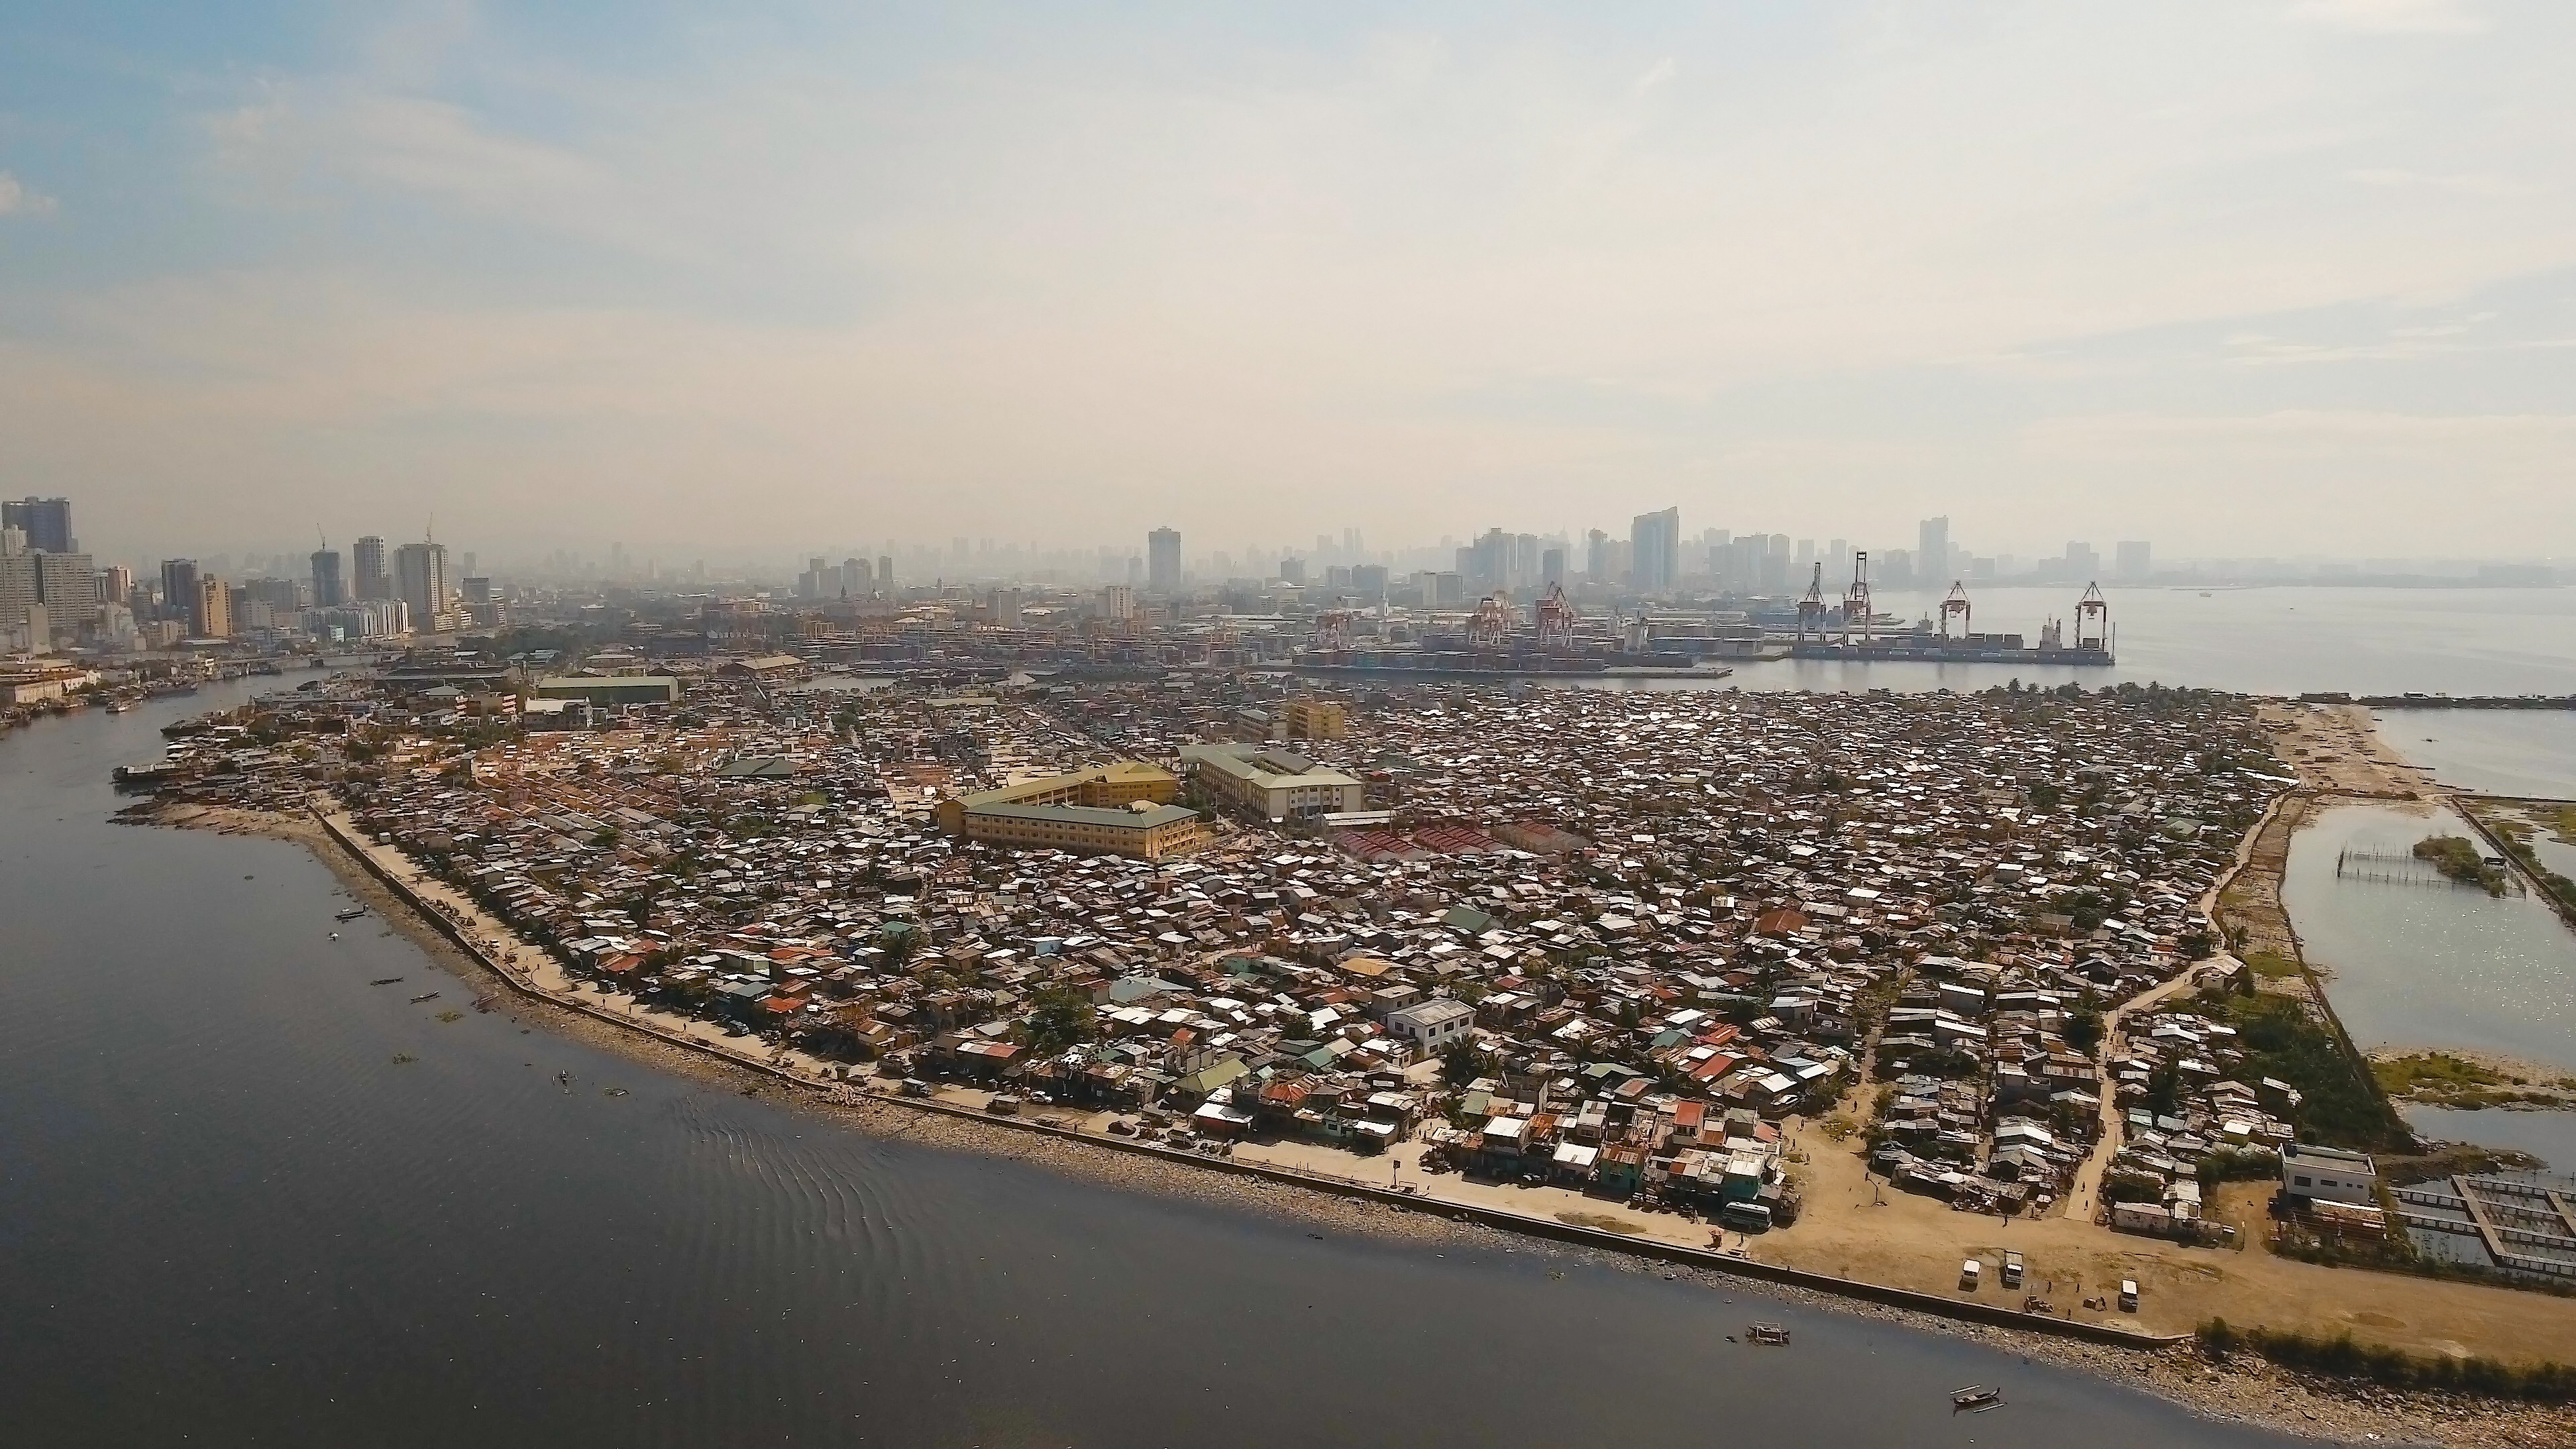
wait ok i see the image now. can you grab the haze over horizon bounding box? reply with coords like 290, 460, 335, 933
3, 1, 2573, 566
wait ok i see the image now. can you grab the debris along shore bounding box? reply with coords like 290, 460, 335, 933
158, 800, 2576, 1447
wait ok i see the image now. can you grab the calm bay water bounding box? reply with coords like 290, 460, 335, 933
0, 684, 2285, 1446
2279, 804, 2576, 1075
2381, 711, 2576, 800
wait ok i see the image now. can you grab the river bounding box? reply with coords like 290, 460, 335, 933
0, 684, 2291, 1445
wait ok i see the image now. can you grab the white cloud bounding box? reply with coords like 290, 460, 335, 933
15, 5, 2576, 558
0, 171, 58, 215
2288, 0, 2488, 35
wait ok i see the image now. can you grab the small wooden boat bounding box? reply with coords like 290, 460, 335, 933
1951, 1386, 2002, 1410
409, 991, 440, 1004
335, 907, 368, 921
1746, 1322, 1791, 1346
369, 977, 405, 986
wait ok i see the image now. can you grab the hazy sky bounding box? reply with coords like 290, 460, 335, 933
3, 1, 2573, 567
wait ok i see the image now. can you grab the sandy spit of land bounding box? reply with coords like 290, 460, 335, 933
2256, 700, 2442, 802
148, 801, 2576, 1447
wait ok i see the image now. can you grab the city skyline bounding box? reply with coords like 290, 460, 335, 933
5, 5, 2575, 562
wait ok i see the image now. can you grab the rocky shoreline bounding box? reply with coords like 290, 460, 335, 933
164, 801, 2576, 1447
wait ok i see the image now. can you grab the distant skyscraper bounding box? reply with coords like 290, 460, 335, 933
160, 559, 200, 628
392, 541, 450, 629
2115, 541, 2152, 581
878, 554, 894, 588
2065, 541, 2100, 580
1917, 517, 1952, 586
311, 549, 345, 608
353, 536, 388, 600
1147, 527, 1182, 591
1541, 547, 1565, 589
1629, 506, 1681, 592
1585, 529, 1611, 583
3, 497, 72, 555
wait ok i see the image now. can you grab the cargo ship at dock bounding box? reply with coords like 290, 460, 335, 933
1782, 571, 2116, 667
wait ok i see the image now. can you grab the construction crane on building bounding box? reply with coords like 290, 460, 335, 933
1534, 584, 1578, 651
1939, 582, 1973, 640
1795, 562, 1828, 643
1842, 551, 1874, 647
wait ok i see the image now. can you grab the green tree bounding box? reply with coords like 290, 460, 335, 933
2065, 1006, 2105, 1054
1024, 986, 1098, 1055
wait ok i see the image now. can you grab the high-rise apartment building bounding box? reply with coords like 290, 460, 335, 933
1917, 517, 1952, 586
311, 549, 345, 608
34, 551, 99, 634
2115, 541, 2152, 581
0, 531, 40, 646
1146, 527, 1182, 591
2, 496, 73, 555
353, 536, 388, 600
1629, 506, 1682, 593
392, 541, 450, 630
195, 574, 232, 638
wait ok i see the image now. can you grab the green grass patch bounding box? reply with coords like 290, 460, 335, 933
2243, 950, 2304, 980
2414, 835, 2508, 896
2368, 1053, 2564, 1108
2373, 1052, 2516, 1094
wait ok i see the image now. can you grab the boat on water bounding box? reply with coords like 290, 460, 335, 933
409, 991, 440, 1004
1950, 1386, 2002, 1410
334, 907, 367, 921
1746, 1322, 1791, 1346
